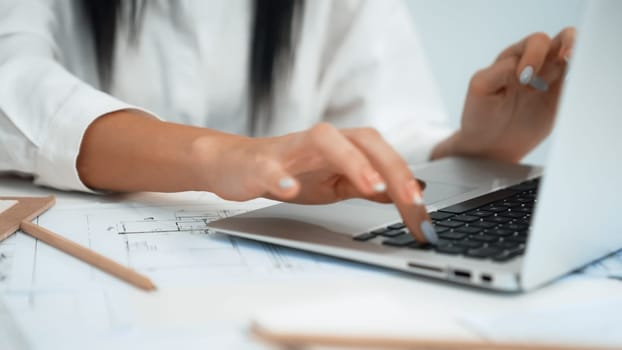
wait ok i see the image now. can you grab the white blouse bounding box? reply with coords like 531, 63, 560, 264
0, 0, 450, 193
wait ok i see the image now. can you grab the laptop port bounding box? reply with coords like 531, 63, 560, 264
481, 274, 493, 283
452, 269, 472, 280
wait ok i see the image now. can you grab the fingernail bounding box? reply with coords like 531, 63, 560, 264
365, 171, 386, 193
420, 221, 438, 244
405, 179, 424, 205
519, 65, 534, 85
279, 177, 295, 189
373, 182, 387, 193
561, 49, 572, 63
413, 192, 425, 206
529, 76, 549, 92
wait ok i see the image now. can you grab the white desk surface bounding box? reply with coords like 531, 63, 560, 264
1, 175, 621, 350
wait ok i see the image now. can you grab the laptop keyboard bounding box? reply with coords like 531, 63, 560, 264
353, 178, 540, 263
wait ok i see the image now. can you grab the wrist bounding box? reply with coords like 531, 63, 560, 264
431, 129, 524, 163
189, 131, 251, 192
431, 131, 461, 160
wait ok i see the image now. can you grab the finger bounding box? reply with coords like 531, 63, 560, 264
333, 179, 393, 203
536, 28, 575, 86
469, 56, 519, 95
534, 59, 567, 87
496, 32, 552, 85
255, 157, 301, 200
549, 27, 576, 61
345, 129, 437, 244
527, 46, 571, 91
516, 33, 552, 85
308, 123, 387, 197
497, 32, 548, 61
498, 29, 575, 62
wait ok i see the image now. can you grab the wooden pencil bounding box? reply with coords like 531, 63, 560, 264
251, 324, 619, 350
19, 220, 156, 291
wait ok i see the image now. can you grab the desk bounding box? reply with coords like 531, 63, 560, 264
1, 175, 621, 350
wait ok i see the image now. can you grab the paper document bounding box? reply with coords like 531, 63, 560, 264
253, 292, 477, 341
0, 197, 376, 349
1, 199, 369, 292
462, 298, 622, 347
577, 250, 622, 280
0, 296, 29, 350
1, 193, 621, 349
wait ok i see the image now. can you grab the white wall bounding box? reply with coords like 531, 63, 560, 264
406, 0, 585, 164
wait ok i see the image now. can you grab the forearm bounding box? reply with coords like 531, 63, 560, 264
77, 110, 244, 192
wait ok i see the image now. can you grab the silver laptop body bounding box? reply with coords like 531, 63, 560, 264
208, 1, 622, 292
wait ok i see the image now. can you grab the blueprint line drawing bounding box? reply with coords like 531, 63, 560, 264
0, 236, 14, 284
1, 200, 620, 295
576, 249, 622, 280
0, 199, 374, 349
0, 201, 367, 295
1, 197, 620, 349
116, 208, 240, 234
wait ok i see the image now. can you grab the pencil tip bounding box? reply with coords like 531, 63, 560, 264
144, 279, 157, 291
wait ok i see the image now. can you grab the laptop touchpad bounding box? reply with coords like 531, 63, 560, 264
422, 181, 475, 205
349, 180, 474, 209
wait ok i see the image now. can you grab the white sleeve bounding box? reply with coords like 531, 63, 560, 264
0, 1, 148, 192
317, 0, 452, 163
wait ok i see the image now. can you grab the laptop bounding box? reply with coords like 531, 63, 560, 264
208, 1, 622, 292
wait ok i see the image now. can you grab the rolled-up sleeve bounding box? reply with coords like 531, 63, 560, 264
317, 0, 452, 163
0, 1, 145, 192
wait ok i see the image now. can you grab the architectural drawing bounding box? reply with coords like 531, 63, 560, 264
0, 200, 369, 349
0, 199, 619, 349
578, 250, 622, 280
0, 201, 363, 294
0, 235, 14, 284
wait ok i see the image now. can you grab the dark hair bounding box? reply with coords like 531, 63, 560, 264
80, 0, 303, 134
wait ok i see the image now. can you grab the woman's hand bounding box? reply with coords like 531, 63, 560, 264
433, 28, 576, 162
79, 112, 437, 243
195, 123, 438, 243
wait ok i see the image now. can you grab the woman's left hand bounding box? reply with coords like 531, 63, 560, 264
433, 28, 576, 162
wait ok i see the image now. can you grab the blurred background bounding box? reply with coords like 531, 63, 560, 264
406, 0, 585, 164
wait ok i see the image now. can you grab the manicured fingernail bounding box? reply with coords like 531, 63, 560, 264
561, 48, 572, 63
405, 179, 424, 205
529, 76, 549, 92
373, 182, 387, 193
519, 65, 534, 85
420, 221, 438, 244
365, 171, 386, 193
279, 177, 295, 189
413, 192, 425, 206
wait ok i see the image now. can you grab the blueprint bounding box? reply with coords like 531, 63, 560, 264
0, 198, 374, 349
1, 197, 621, 349
577, 250, 622, 280
461, 296, 622, 347
0, 200, 368, 293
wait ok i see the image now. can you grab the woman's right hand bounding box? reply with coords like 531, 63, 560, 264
195, 123, 437, 243
79, 112, 436, 243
